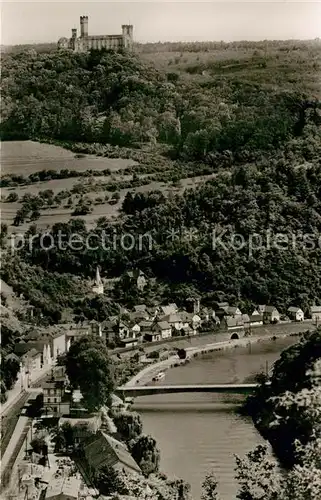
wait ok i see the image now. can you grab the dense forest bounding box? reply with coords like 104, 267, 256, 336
246, 329, 321, 465
1, 43, 321, 320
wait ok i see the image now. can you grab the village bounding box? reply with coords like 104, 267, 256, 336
4, 266, 321, 389
1, 265, 321, 500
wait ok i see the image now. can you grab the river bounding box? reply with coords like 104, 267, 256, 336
133, 336, 299, 499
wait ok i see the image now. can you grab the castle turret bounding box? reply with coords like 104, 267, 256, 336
71, 28, 77, 39
80, 16, 88, 38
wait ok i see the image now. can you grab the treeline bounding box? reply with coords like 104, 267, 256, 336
137, 39, 321, 53
2, 48, 320, 164
245, 329, 321, 467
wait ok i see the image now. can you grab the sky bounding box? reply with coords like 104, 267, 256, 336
1, 1, 321, 46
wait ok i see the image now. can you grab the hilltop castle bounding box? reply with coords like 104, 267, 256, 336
58, 16, 133, 52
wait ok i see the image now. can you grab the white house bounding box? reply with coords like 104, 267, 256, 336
249, 314, 263, 326
161, 313, 188, 333
129, 323, 141, 336
153, 321, 172, 339
262, 306, 280, 324
287, 307, 304, 321
310, 305, 321, 323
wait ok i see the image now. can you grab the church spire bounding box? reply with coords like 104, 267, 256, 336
92, 266, 104, 295
95, 266, 102, 286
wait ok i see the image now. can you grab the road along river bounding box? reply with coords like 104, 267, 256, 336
132, 335, 301, 499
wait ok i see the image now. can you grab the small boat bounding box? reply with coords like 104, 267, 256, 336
152, 371, 165, 382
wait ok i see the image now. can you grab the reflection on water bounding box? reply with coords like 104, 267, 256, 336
135, 338, 298, 499
134, 394, 266, 500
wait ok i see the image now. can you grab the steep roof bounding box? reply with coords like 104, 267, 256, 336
129, 311, 149, 321
139, 321, 153, 328
177, 309, 190, 320
134, 304, 147, 313
156, 321, 171, 330
102, 321, 117, 331
161, 313, 182, 324
226, 316, 244, 328
45, 477, 81, 499
14, 341, 47, 356
160, 304, 178, 316
227, 306, 242, 315
249, 314, 263, 322
22, 348, 40, 359
310, 305, 321, 312
264, 306, 279, 313
83, 431, 141, 473
288, 306, 303, 313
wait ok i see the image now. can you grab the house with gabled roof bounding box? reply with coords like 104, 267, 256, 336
129, 310, 150, 322
214, 302, 230, 319
153, 321, 172, 339
249, 314, 263, 326
263, 306, 280, 324
128, 321, 141, 336
125, 269, 147, 291
180, 311, 202, 330
139, 320, 154, 332
160, 313, 188, 333
226, 306, 242, 317
146, 305, 160, 320
223, 315, 245, 331
185, 296, 201, 314
144, 331, 161, 343
45, 476, 81, 500
20, 348, 41, 370
287, 307, 304, 321
200, 307, 216, 323
160, 303, 178, 316
14, 339, 52, 367
257, 305, 267, 315
310, 305, 321, 323
119, 306, 130, 316
83, 431, 141, 477
133, 304, 147, 314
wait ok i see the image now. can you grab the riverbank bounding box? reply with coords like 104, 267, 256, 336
134, 335, 299, 499
124, 329, 307, 388
117, 320, 315, 357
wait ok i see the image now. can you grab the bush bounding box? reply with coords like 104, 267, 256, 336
6, 192, 19, 203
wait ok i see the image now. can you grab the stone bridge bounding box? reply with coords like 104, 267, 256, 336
116, 382, 270, 398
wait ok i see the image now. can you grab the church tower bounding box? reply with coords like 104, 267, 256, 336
92, 267, 104, 295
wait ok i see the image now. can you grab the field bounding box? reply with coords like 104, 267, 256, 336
1, 140, 137, 176
1, 139, 218, 231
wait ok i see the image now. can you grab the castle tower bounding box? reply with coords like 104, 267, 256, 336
80, 16, 88, 38
71, 28, 77, 39
122, 25, 134, 49
122, 24, 134, 39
